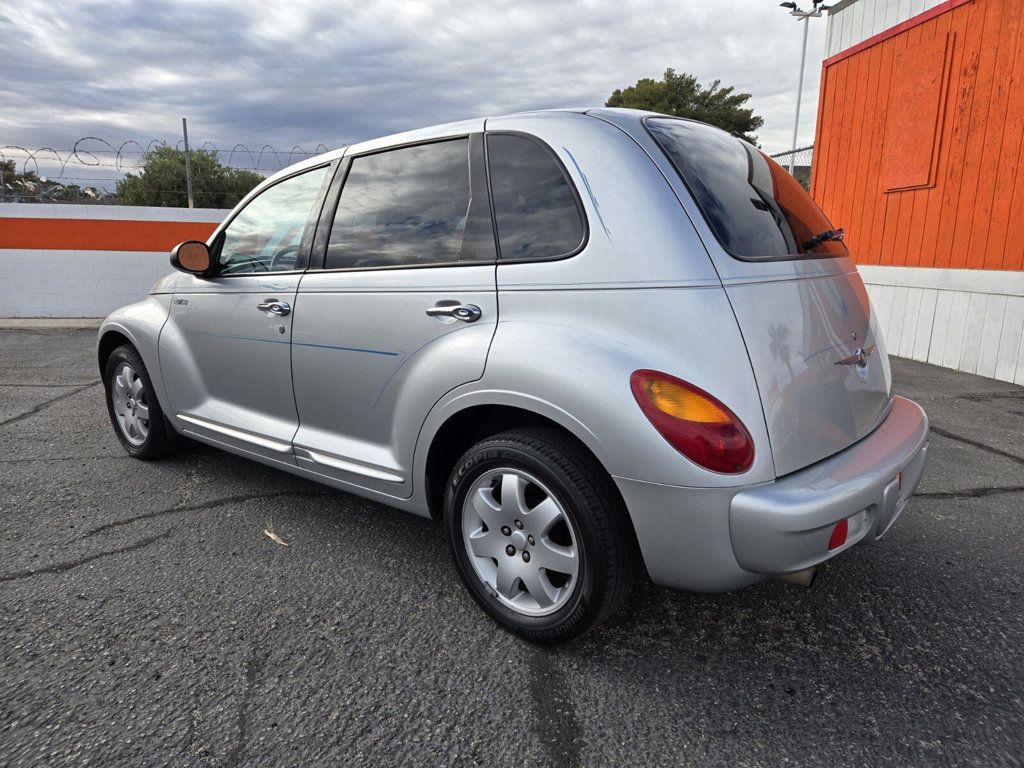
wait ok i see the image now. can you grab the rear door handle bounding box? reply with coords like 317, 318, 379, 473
425, 303, 482, 322
258, 298, 291, 316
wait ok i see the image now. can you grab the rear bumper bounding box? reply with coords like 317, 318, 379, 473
614, 395, 928, 592
729, 396, 929, 575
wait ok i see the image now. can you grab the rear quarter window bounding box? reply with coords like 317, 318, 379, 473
646, 117, 847, 261
486, 134, 585, 260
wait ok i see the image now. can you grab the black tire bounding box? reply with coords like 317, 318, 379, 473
444, 427, 639, 643
103, 344, 182, 460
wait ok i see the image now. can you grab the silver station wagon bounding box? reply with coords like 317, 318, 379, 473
99, 108, 929, 642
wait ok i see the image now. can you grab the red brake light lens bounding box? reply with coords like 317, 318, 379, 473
630, 369, 755, 474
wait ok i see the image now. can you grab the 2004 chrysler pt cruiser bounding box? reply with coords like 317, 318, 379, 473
99, 108, 929, 642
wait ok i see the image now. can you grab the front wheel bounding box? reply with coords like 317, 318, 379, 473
444, 427, 638, 643
103, 344, 181, 459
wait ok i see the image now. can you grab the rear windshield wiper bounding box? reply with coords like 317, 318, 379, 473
802, 227, 844, 251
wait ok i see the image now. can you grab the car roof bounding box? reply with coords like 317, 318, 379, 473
262, 107, 654, 185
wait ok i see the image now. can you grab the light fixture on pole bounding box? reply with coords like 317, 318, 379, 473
780, 0, 830, 173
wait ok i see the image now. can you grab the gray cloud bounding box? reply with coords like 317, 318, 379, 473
0, 0, 828, 179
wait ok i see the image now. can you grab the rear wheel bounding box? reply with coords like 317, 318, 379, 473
103, 344, 181, 459
444, 427, 638, 643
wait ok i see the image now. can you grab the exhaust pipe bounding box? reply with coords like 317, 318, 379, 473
774, 566, 818, 588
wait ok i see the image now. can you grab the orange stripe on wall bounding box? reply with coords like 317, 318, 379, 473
0, 218, 219, 251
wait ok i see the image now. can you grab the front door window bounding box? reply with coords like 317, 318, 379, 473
217, 166, 330, 274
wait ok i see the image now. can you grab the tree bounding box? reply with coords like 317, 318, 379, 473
116, 146, 264, 208
0, 159, 102, 202
606, 68, 764, 144
0, 160, 14, 198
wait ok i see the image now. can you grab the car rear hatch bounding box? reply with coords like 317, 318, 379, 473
724, 266, 891, 476
641, 115, 892, 477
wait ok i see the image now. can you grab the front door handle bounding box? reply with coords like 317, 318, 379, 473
425, 303, 482, 322
258, 298, 291, 316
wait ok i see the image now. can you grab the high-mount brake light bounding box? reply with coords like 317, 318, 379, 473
630, 370, 755, 474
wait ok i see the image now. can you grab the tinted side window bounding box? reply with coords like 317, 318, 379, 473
486, 134, 585, 260
217, 166, 329, 274
646, 117, 847, 260
325, 138, 495, 270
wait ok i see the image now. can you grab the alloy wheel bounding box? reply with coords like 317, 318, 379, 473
110, 362, 150, 446
461, 468, 580, 617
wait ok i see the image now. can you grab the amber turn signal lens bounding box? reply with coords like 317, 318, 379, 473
638, 379, 733, 425
630, 370, 755, 474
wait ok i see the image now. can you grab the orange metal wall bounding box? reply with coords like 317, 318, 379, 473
811, 0, 1024, 271
0, 218, 218, 251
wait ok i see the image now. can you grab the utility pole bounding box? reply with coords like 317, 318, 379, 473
182, 117, 194, 208
780, 1, 830, 173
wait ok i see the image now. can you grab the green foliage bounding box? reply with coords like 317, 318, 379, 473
606, 68, 765, 144
0, 159, 14, 191
1, 159, 64, 200
115, 146, 264, 208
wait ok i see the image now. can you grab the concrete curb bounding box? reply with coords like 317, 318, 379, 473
0, 318, 102, 330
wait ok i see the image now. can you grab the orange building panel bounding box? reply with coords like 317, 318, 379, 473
882, 33, 954, 191
811, 0, 1024, 271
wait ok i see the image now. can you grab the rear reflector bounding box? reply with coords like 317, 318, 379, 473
827, 518, 849, 551
630, 369, 754, 474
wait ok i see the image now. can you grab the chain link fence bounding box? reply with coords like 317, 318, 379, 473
769, 145, 814, 191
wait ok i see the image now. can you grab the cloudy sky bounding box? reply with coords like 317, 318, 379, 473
0, 0, 829, 182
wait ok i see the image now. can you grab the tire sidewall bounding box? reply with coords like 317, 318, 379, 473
444, 441, 605, 639
103, 346, 160, 457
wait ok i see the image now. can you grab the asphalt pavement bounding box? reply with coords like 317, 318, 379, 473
1, 329, 1021, 767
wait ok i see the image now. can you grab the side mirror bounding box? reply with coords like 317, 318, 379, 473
170, 240, 213, 275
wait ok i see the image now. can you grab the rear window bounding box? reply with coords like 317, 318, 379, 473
646, 117, 847, 260
486, 134, 585, 260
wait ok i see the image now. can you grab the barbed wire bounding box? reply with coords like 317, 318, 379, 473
0, 137, 337, 198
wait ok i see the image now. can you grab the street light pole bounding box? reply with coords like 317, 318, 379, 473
790, 15, 810, 172
182, 117, 194, 209
780, 1, 830, 173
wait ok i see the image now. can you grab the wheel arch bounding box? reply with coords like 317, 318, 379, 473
97, 303, 172, 421
97, 327, 136, 376
419, 394, 627, 527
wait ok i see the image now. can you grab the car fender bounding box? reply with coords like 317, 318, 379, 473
97, 293, 173, 415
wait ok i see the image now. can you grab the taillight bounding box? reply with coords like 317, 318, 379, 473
630, 369, 755, 474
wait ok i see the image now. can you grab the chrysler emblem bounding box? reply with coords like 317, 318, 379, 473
834, 345, 876, 380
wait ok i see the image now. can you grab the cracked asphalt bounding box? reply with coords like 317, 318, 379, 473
1, 329, 1022, 768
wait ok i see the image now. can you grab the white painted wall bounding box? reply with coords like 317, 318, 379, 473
0, 248, 175, 319
0, 202, 228, 221
860, 266, 1024, 385
0, 204, 228, 320
825, 0, 946, 58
